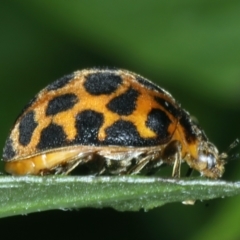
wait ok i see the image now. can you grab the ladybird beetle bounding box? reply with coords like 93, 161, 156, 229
2, 68, 227, 178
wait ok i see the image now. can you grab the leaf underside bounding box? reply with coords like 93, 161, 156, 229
0, 175, 240, 218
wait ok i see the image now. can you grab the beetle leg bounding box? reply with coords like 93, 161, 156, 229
162, 140, 182, 178
172, 150, 181, 178
65, 159, 85, 175
127, 155, 153, 174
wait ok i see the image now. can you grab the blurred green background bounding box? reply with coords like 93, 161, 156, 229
0, 1, 240, 239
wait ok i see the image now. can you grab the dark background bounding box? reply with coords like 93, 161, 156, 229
0, 1, 240, 240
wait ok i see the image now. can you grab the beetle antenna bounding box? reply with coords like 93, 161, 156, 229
227, 138, 239, 152
224, 138, 239, 162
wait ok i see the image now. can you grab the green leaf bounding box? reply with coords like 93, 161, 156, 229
0, 175, 240, 219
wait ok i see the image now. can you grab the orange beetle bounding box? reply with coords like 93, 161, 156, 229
2, 68, 227, 178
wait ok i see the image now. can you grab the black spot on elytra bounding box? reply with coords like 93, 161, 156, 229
104, 120, 159, 146
74, 110, 104, 145
146, 109, 171, 140
47, 73, 74, 91
179, 111, 198, 143
107, 87, 139, 115
136, 76, 165, 93
10, 95, 38, 130
84, 72, 122, 95
2, 138, 16, 160
154, 97, 181, 119
46, 93, 78, 116
19, 111, 38, 146
37, 123, 67, 150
